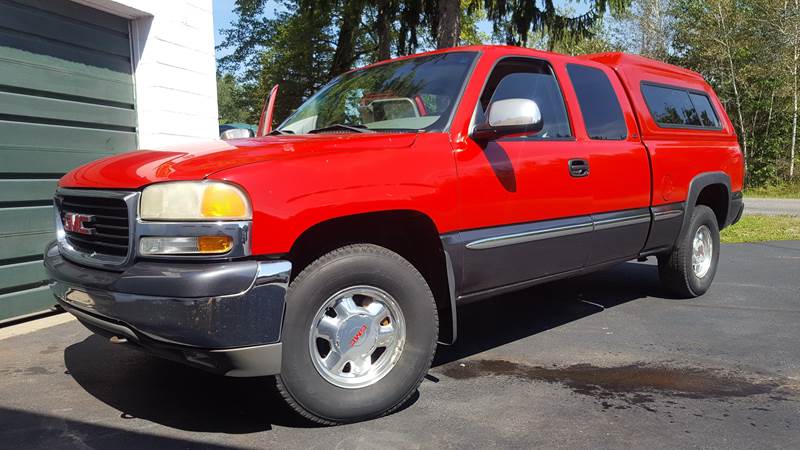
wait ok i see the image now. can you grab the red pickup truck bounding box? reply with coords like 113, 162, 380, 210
45, 45, 744, 424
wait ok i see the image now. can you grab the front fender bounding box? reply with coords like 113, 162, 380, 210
209, 133, 460, 255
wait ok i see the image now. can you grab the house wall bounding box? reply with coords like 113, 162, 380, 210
72, 0, 219, 149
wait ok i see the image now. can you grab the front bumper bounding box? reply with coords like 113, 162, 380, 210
44, 242, 291, 377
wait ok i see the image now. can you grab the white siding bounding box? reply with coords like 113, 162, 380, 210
71, 0, 219, 149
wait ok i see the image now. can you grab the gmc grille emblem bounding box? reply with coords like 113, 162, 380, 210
63, 212, 95, 235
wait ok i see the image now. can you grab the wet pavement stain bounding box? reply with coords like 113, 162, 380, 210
39, 345, 61, 355
438, 359, 791, 412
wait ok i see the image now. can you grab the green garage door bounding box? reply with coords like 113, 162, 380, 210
0, 0, 137, 322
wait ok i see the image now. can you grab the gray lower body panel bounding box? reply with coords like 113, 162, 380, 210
588, 208, 651, 265
643, 202, 685, 253
444, 207, 656, 299
444, 215, 593, 295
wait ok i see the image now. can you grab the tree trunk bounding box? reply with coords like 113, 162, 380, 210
436, 0, 460, 49
717, 2, 748, 173
790, 0, 798, 178
376, 0, 392, 61
329, 0, 362, 77
765, 88, 775, 138
791, 46, 797, 178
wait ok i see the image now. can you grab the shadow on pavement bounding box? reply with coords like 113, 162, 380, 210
64, 337, 308, 433
434, 260, 672, 366
0, 407, 238, 450
61, 260, 671, 433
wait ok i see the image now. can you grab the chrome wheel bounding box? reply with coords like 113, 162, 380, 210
309, 285, 406, 389
692, 225, 713, 278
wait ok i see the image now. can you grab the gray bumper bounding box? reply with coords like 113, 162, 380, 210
728, 192, 744, 227
44, 242, 291, 377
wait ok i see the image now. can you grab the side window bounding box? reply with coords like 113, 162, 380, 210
566, 64, 627, 140
475, 57, 572, 139
688, 93, 721, 128
641, 83, 720, 129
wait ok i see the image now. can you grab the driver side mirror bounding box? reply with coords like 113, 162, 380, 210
471, 98, 543, 142
221, 128, 255, 140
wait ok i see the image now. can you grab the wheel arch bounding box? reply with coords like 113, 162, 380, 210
287, 209, 458, 344
680, 172, 731, 238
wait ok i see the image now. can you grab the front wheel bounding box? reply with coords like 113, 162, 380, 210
276, 244, 438, 425
658, 205, 721, 298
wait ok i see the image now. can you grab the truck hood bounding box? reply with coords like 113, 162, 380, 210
59, 133, 418, 189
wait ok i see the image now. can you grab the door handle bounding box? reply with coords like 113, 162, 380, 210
568, 159, 590, 177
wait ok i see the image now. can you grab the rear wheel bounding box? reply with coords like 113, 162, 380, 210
276, 244, 438, 425
658, 205, 720, 298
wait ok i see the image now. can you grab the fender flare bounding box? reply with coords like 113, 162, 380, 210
678, 171, 732, 240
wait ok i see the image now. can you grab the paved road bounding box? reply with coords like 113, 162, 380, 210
744, 197, 800, 216
1, 241, 799, 449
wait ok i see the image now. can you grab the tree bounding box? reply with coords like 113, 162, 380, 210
481, 0, 631, 48
760, 0, 800, 178
219, 1, 338, 124
672, 0, 754, 174
608, 0, 673, 60
216, 73, 252, 123
217, 0, 637, 126
670, 0, 800, 185
436, 0, 461, 47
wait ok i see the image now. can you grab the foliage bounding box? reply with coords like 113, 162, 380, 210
217, 73, 252, 124
217, 0, 629, 125
744, 179, 800, 198
482, 0, 630, 46
721, 214, 800, 242
218, 1, 338, 124
525, 4, 624, 55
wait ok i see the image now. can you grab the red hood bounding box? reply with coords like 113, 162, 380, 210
59, 133, 418, 189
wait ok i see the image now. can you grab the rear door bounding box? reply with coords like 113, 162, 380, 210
564, 63, 651, 265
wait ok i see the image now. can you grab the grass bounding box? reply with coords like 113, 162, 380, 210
744, 181, 800, 199
721, 215, 800, 243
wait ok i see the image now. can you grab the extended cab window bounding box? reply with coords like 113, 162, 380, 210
474, 57, 572, 139
566, 64, 627, 140
641, 83, 721, 129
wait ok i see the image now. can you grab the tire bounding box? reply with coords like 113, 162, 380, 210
658, 205, 721, 298
276, 244, 438, 425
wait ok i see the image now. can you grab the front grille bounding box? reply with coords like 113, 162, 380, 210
57, 194, 130, 257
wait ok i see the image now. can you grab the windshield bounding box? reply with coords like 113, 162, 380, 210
278, 52, 478, 134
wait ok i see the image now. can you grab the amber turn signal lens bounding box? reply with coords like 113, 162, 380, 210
201, 183, 249, 219
197, 235, 233, 253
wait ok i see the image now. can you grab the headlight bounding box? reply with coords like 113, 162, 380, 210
140, 181, 252, 221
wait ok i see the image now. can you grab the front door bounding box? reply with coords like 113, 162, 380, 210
451, 56, 593, 296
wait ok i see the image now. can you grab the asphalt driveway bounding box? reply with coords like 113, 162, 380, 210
1, 241, 799, 449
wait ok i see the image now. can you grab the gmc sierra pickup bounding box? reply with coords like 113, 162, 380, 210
45, 45, 744, 424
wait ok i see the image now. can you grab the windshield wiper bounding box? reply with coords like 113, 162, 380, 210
308, 124, 373, 134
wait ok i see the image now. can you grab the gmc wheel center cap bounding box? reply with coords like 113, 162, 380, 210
337, 315, 374, 351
